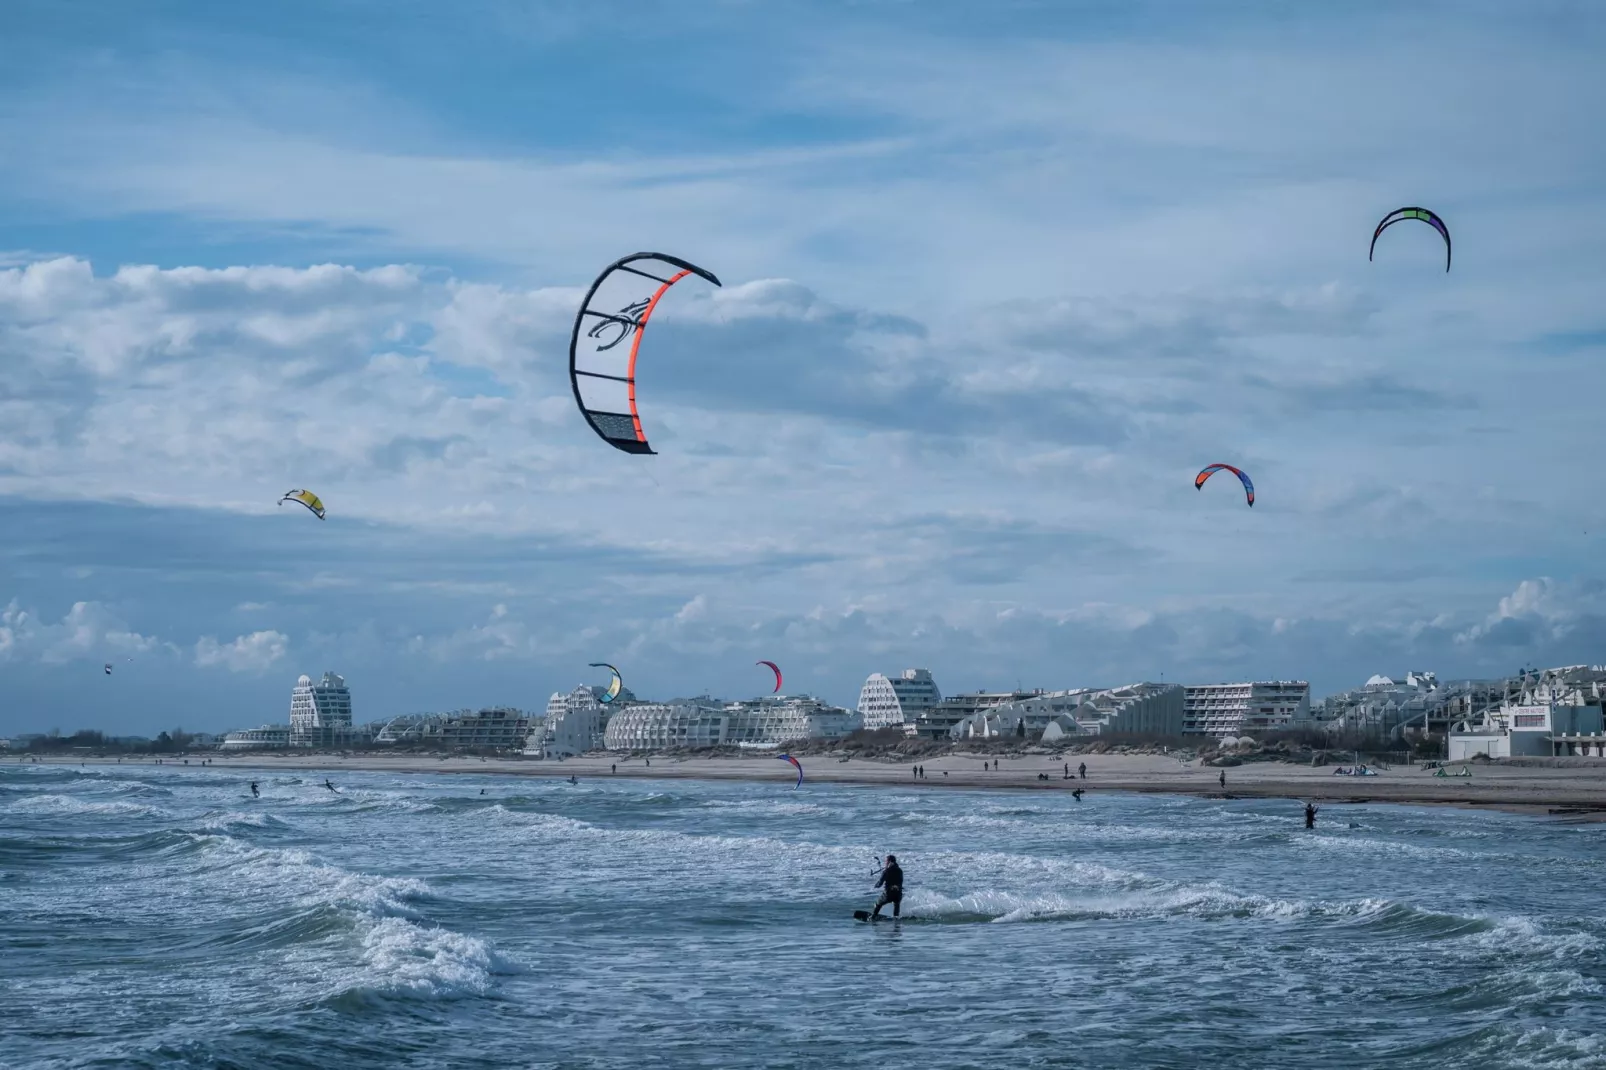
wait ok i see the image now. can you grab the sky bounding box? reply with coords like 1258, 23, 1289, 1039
1, 0, 1604, 738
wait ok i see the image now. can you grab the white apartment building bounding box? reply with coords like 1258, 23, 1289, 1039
289, 672, 354, 747
428, 707, 534, 751
535, 684, 630, 757
950, 683, 1184, 740
1183, 681, 1310, 737
603, 696, 861, 751
857, 669, 942, 732
218, 725, 291, 750
913, 690, 1038, 740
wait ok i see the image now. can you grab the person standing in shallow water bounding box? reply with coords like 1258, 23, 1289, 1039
1304, 802, 1318, 829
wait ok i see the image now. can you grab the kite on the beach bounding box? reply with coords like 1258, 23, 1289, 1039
279, 489, 326, 520
1369, 207, 1451, 272
1195, 463, 1255, 507
589, 662, 624, 703
776, 753, 803, 790
756, 660, 783, 694
569, 252, 722, 455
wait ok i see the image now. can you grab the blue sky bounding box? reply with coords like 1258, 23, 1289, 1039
2, 1, 1604, 737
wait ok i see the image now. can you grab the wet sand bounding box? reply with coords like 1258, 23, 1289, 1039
37, 751, 1606, 820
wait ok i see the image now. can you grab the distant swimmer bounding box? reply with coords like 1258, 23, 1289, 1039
871, 854, 904, 920
250, 781, 260, 799
480, 788, 487, 795
1072, 788, 1084, 801
1304, 802, 1319, 829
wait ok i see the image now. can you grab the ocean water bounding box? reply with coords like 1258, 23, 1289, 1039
3, 765, 1606, 1069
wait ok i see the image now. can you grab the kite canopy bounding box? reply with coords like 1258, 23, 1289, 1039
1195, 463, 1255, 507
569, 252, 721, 455
104, 663, 113, 675
279, 489, 326, 520
756, 660, 783, 694
776, 753, 803, 790
589, 662, 623, 703
1370, 207, 1451, 272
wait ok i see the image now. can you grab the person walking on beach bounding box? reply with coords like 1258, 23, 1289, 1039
1078, 762, 1086, 780
912, 765, 918, 779
1304, 802, 1318, 829
871, 855, 904, 920
1218, 770, 1226, 789
611, 763, 617, 774
1063, 762, 1069, 778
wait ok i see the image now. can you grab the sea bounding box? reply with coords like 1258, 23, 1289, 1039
3, 762, 1605, 1070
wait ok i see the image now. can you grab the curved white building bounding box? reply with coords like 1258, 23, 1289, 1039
951, 683, 1184, 740
603, 696, 860, 752
857, 669, 941, 732
536, 684, 633, 757
219, 725, 291, 750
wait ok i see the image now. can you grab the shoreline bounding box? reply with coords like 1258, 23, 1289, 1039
25, 751, 1606, 822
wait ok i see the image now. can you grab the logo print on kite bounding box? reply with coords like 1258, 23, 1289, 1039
585, 297, 652, 352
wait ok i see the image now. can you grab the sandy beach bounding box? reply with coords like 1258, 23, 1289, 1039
31, 750, 1606, 820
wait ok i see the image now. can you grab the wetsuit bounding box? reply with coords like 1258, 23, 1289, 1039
872, 861, 904, 919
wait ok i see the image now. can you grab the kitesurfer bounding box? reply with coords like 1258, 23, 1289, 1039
1304, 802, 1319, 829
568, 775, 579, 785
1072, 788, 1084, 801
871, 855, 904, 920
324, 779, 337, 792
250, 781, 259, 799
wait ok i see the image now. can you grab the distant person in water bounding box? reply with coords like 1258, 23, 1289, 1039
871, 855, 904, 920
568, 775, 578, 785
1072, 788, 1084, 801
1304, 802, 1318, 829
250, 781, 259, 799
480, 788, 486, 795
324, 779, 337, 792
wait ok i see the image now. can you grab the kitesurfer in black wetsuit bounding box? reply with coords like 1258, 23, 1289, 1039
1304, 802, 1318, 829
871, 855, 904, 920
250, 781, 260, 799
324, 779, 337, 792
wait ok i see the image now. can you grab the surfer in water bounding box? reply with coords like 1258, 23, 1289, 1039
1304, 802, 1319, 829
871, 855, 904, 920
250, 781, 260, 799
324, 779, 338, 793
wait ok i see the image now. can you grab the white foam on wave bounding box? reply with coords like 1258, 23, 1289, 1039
352, 916, 524, 1000
2, 793, 166, 819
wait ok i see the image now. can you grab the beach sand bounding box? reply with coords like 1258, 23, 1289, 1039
34, 751, 1606, 820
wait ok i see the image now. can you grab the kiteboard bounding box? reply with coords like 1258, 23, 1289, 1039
853, 910, 915, 923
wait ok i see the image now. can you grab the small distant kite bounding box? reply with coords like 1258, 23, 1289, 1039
569, 252, 722, 455
756, 660, 783, 694
776, 753, 803, 790
1195, 463, 1255, 507
589, 662, 623, 704
279, 489, 326, 520
104, 663, 113, 675
1370, 207, 1451, 272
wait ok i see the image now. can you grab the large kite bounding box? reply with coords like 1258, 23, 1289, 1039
279, 489, 326, 520
1195, 464, 1255, 507
776, 753, 803, 790
588, 662, 624, 704
756, 660, 783, 694
569, 252, 722, 455
1370, 207, 1451, 272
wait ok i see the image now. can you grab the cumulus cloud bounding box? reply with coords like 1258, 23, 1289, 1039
194, 630, 289, 673
0, 598, 168, 665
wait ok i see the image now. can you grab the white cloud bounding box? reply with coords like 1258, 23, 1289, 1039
194, 630, 289, 673
0, 598, 169, 666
